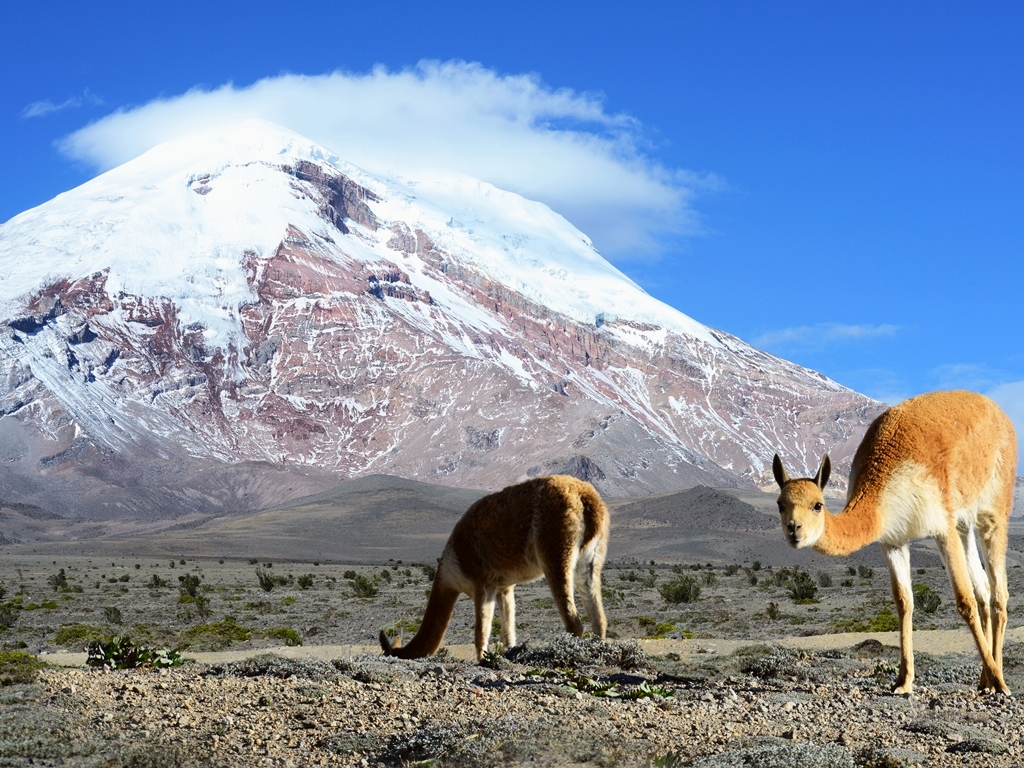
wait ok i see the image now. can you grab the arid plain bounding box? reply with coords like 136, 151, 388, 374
4, 477, 1024, 766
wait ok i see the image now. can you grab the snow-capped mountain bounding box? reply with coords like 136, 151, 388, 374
0, 121, 883, 518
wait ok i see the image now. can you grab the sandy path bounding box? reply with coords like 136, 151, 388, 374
38, 625, 1021, 667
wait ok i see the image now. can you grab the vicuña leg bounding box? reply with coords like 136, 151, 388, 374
473, 584, 498, 660
498, 586, 516, 649
884, 543, 915, 693
976, 515, 1011, 692
575, 548, 607, 639
937, 530, 1009, 693
542, 549, 584, 637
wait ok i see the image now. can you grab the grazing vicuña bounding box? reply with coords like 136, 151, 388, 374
380, 475, 609, 660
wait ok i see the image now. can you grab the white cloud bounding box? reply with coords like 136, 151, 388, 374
754, 322, 898, 350
22, 90, 102, 119
987, 380, 1024, 460
58, 61, 710, 259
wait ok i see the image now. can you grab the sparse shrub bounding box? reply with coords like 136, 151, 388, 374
916, 568, 926, 575
248, 558, 259, 565
641, 569, 658, 588
313, 561, 320, 566
420, 564, 437, 581
847, 566, 857, 575
743, 567, 758, 586
767, 602, 781, 620
787, 569, 819, 602
0, 602, 18, 629
297, 574, 315, 589
47, 568, 68, 591
833, 607, 900, 633
54, 623, 106, 647
702, 571, 717, 587
135, 563, 141, 569
169, 560, 175, 568
0, 583, 5, 600
0, 650, 45, 685
724, 564, 740, 576
184, 619, 251, 646
103, 606, 123, 625
343, 570, 358, 580
193, 595, 212, 618
264, 627, 302, 646
350, 575, 379, 598
816, 571, 833, 588
178, 572, 203, 598
379, 569, 391, 582
147, 574, 169, 588
256, 568, 276, 592
840, 578, 854, 587
659, 575, 701, 604
858, 565, 874, 579
913, 583, 942, 613
179, 559, 187, 565
752, 561, 762, 571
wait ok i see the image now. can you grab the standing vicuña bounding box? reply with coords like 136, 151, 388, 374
379, 475, 609, 660
773, 390, 1017, 694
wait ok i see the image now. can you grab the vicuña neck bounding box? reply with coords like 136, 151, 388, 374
391, 580, 460, 659
813, 492, 884, 557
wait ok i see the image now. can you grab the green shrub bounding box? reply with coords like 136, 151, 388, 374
255, 568, 275, 592
379, 569, 392, 582
54, 624, 106, 647
86, 636, 184, 669
816, 571, 833, 588
743, 567, 758, 586
350, 575, 379, 598
0, 601, 18, 629
420, 564, 437, 581
184, 620, 251, 646
767, 602, 781, 620
858, 565, 874, 579
0, 650, 45, 685
178, 572, 202, 597
343, 570, 358, 580
47, 568, 68, 591
833, 607, 900, 632
147, 574, 169, 588
658, 576, 701, 604
702, 571, 717, 587
913, 583, 941, 613
103, 606, 123, 625
840, 578, 854, 588
297, 574, 315, 589
787, 570, 819, 603
724, 564, 740, 576
118, 574, 130, 583
264, 627, 302, 646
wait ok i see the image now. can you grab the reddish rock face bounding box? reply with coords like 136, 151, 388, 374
0, 151, 883, 519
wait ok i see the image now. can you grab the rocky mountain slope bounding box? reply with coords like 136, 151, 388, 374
0, 121, 883, 518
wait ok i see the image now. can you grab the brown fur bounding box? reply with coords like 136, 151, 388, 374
379, 475, 609, 660
773, 390, 1017, 694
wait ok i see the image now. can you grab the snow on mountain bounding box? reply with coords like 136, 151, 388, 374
0, 120, 883, 518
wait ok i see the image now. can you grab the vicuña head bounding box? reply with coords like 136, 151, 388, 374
379, 474, 609, 661
772, 390, 1017, 694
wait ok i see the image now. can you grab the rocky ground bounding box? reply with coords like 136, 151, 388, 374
4, 554, 1024, 766
3, 635, 1024, 767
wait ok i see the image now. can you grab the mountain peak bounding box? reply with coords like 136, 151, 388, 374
0, 124, 882, 518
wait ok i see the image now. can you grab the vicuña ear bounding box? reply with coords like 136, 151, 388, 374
772, 454, 790, 488
814, 454, 831, 490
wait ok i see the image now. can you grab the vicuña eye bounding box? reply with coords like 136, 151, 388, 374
813, 502, 823, 512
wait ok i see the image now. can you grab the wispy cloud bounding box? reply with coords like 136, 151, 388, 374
21, 89, 102, 119
57, 61, 714, 260
754, 322, 898, 350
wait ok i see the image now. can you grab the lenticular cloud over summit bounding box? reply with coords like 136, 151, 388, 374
59, 61, 705, 259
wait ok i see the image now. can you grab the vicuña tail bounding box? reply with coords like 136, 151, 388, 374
379, 577, 460, 659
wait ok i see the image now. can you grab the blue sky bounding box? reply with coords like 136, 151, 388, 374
2, 2, 1023, 437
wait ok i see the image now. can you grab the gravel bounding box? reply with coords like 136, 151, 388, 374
5, 637, 1024, 767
